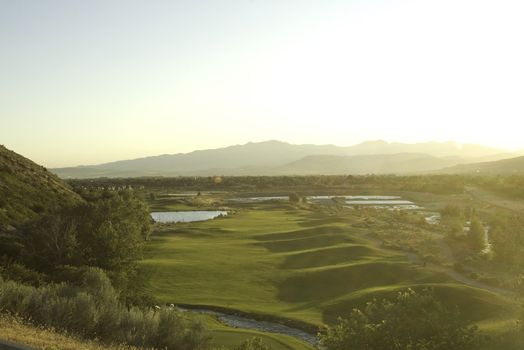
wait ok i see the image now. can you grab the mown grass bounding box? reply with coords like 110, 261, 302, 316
141, 199, 520, 348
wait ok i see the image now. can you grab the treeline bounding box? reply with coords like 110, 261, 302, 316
489, 212, 524, 269
68, 175, 466, 195
1, 190, 150, 281
472, 175, 524, 199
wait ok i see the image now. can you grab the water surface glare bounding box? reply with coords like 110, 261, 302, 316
345, 200, 414, 205
151, 211, 228, 223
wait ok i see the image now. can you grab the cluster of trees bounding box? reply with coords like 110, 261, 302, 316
473, 175, 524, 199
69, 175, 466, 195
23, 190, 151, 272
440, 205, 486, 251
489, 213, 524, 269
320, 289, 482, 350
0, 190, 151, 277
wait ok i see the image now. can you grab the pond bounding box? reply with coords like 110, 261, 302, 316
228, 196, 289, 203
151, 211, 228, 223
345, 199, 415, 205
229, 195, 403, 203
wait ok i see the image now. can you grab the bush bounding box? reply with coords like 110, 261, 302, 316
320, 289, 482, 350
234, 337, 272, 350
0, 269, 210, 350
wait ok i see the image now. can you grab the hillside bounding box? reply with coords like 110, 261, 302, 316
439, 155, 524, 175
51, 140, 513, 178
275, 153, 459, 175
0, 145, 82, 230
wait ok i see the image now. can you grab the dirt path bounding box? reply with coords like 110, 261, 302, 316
426, 262, 515, 297
466, 186, 524, 213
361, 232, 517, 298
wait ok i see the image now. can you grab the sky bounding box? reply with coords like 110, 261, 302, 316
1, 0, 523, 167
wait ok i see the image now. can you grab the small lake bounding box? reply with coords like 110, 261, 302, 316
151, 211, 228, 223
229, 195, 402, 203
310, 195, 401, 200
345, 199, 414, 205
228, 195, 422, 211
228, 196, 289, 203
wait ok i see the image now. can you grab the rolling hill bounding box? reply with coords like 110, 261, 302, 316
439, 155, 524, 175
0, 145, 82, 230
275, 153, 460, 175
50, 140, 515, 178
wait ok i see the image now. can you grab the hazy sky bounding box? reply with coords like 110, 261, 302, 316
1, 0, 523, 167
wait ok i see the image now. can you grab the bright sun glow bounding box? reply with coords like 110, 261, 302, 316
1, 0, 523, 166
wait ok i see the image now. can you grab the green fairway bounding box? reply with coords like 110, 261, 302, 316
141, 200, 518, 348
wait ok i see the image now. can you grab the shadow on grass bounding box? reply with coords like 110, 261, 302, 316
277, 262, 428, 303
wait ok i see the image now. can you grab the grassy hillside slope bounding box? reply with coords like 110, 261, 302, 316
439, 155, 524, 175
0, 145, 81, 230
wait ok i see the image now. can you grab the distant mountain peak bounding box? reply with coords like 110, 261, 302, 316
50, 140, 511, 178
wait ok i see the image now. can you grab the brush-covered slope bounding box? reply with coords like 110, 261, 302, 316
439, 155, 524, 175
0, 145, 82, 230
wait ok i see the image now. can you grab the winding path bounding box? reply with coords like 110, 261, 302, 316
466, 186, 524, 213
363, 232, 517, 298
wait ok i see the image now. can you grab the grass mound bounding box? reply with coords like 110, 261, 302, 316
278, 262, 441, 302
321, 283, 515, 324
253, 226, 347, 241
281, 244, 385, 269
257, 234, 352, 253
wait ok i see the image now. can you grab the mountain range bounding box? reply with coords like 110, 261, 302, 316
50, 140, 522, 178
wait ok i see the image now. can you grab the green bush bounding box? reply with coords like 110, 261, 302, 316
0, 268, 210, 350
234, 337, 272, 350
320, 289, 482, 350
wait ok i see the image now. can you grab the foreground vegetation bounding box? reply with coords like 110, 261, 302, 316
321, 289, 483, 350
3, 150, 524, 349
0, 313, 141, 350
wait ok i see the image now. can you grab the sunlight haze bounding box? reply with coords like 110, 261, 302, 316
1, 0, 523, 167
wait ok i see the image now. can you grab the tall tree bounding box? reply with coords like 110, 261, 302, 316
468, 217, 486, 252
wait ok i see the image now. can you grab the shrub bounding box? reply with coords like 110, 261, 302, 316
320, 289, 482, 350
0, 269, 210, 350
234, 337, 272, 350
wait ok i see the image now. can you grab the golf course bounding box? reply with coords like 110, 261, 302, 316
139, 190, 521, 349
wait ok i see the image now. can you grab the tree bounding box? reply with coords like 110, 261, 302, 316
447, 218, 464, 238
468, 217, 486, 252
24, 190, 151, 273
23, 209, 79, 268
289, 193, 300, 203
320, 289, 481, 350
75, 191, 151, 271
235, 337, 272, 350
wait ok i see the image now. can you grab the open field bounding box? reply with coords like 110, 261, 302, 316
140, 192, 521, 348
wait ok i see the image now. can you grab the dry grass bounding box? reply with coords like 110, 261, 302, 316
0, 313, 142, 350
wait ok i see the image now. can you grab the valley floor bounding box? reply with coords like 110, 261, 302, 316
140, 195, 520, 348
